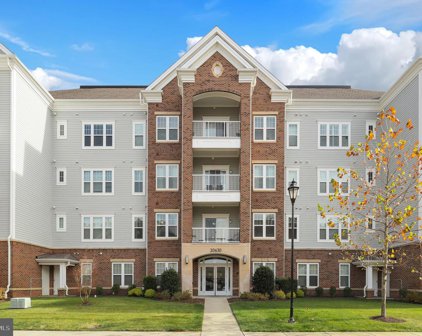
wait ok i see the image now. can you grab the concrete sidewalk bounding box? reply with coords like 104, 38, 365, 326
201, 297, 242, 336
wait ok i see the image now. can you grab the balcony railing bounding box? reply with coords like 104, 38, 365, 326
193, 174, 240, 191
193, 121, 240, 138
192, 227, 240, 243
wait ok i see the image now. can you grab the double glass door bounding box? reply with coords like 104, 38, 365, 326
200, 264, 231, 296
204, 169, 227, 191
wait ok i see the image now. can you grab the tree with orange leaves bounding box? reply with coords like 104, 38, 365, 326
318, 107, 421, 320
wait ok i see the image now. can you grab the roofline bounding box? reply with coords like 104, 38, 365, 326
78, 85, 148, 89
287, 85, 352, 89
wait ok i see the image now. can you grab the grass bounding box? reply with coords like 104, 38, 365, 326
0, 296, 203, 331
230, 298, 422, 332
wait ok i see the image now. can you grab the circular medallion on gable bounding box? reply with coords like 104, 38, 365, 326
212, 62, 224, 78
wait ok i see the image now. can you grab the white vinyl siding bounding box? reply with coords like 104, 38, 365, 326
56, 168, 67, 185
155, 213, 178, 239
318, 168, 349, 195
287, 122, 299, 148
318, 122, 350, 149
156, 116, 179, 141
252, 262, 276, 275
132, 215, 145, 241
318, 215, 349, 242
82, 169, 114, 195
56, 215, 66, 232
339, 263, 350, 288
254, 116, 276, 141
298, 263, 319, 288
132, 168, 145, 195
82, 215, 113, 241
133, 121, 146, 149
253, 213, 275, 239
83, 122, 114, 148
253, 164, 276, 190
57, 120, 67, 139
156, 164, 178, 190
112, 262, 133, 288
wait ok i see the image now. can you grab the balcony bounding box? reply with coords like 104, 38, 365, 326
192, 174, 240, 204
192, 227, 240, 243
192, 121, 241, 149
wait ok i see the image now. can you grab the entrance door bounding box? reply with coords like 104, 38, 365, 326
202, 116, 229, 137
203, 166, 229, 191
199, 259, 232, 296
203, 214, 229, 242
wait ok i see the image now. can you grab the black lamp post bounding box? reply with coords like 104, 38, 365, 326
288, 179, 299, 323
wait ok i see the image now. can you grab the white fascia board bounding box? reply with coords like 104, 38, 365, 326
287, 99, 380, 112
271, 90, 293, 104
53, 99, 146, 112
140, 90, 163, 104
238, 69, 257, 84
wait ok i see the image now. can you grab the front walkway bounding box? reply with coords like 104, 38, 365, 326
202, 297, 242, 336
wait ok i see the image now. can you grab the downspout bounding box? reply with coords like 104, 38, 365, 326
5, 234, 11, 299
64, 261, 71, 296
363, 266, 367, 298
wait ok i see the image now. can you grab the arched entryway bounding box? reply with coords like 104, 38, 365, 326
197, 255, 234, 296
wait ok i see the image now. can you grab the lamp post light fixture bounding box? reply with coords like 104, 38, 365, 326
287, 179, 299, 323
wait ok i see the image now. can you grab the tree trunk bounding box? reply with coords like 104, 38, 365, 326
380, 246, 389, 318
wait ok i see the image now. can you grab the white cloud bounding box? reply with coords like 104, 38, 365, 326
31, 67, 96, 90
71, 42, 94, 52
0, 31, 53, 57
178, 36, 202, 57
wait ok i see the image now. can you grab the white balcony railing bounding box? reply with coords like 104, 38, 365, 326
193, 121, 240, 138
192, 227, 240, 243
193, 174, 240, 191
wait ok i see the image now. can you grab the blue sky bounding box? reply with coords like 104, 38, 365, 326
1, 0, 422, 90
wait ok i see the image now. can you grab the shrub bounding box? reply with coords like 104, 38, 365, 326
343, 287, 353, 297
315, 286, 324, 297
143, 275, 157, 290
128, 284, 137, 291
173, 290, 192, 301
286, 291, 296, 299
111, 284, 120, 295
399, 288, 408, 300
273, 290, 286, 300
275, 277, 298, 293
128, 288, 142, 297
407, 291, 422, 304
252, 266, 275, 295
296, 289, 305, 298
240, 292, 269, 301
160, 269, 180, 294
156, 289, 171, 300
329, 286, 336, 297
144, 289, 156, 298
301, 286, 308, 296
95, 286, 104, 296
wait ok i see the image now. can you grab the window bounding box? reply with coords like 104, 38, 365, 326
339, 263, 350, 288
287, 122, 299, 148
366, 217, 375, 231
253, 213, 275, 239
133, 215, 145, 241
112, 262, 133, 288
286, 168, 299, 194
319, 122, 350, 149
298, 263, 319, 288
56, 215, 66, 232
133, 122, 145, 149
155, 261, 178, 281
133, 168, 145, 194
254, 116, 276, 141
81, 263, 92, 287
57, 120, 67, 139
82, 169, 113, 195
156, 116, 179, 141
253, 164, 276, 190
156, 213, 178, 239
366, 168, 376, 186
318, 168, 349, 195
366, 120, 376, 139
253, 262, 275, 275
286, 215, 299, 241
318, 215, 349, 242
83, 122, 114, 148
56, 168, 67, 185
156, 164, 178, 190
82, 216, 113, 241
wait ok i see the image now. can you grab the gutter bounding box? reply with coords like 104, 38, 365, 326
5, 234, 12, 299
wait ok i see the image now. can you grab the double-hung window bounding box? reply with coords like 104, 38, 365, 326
318, 168, 349, 195
339, 263, 350, 288
133, 121, 146, 148
83, 122, 114, 148
366, 217, 375, 231
133, 215, 145, 241
252, 262, 275, 275
366, 168, 376, 186
155, 262, 178, 282
133, 168, 145, 194
56, 215, 66, 232
83, 169, 113, 194
156, 164, 178, 190
286, 215, 299, 241
156, 116, 179, 141
298, 263, 319, 288
318, 215, 349, 242
57, 121, 67, 139
286, 168, 299, 193
254, 116, 276, 141
82, 216, 113, 241
253, 164, 276, 190
81, 263, 92, 287
366, 120, 376, 139
56, 168, 67, 185
287, 122, 299, 148
156, 213, 178, 239
253, 213, 275, 239
112, 262, 133, 288
319, 122, 350, 149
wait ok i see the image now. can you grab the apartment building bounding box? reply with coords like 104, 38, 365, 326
0, 27, 420, 298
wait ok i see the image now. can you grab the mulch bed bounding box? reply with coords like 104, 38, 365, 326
371, 316, 405, 323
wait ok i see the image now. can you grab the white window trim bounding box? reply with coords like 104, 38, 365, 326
253, 116, 277, 142
252, 213, 276, 240
318, 122, 351, 149
366, 120, 376, 139
133, 121, 146, 149
253, 164, 276, 191
81, 168, 114, 196
57, 120, 67, 139
56, 214, 67, 232
156, 164, 179, 191
286, 168, 300, 195
132, 168, 146, 195
365, 216, 375, 232
156, 116, 179, 142
112, 262, 134, 288
81, 262, 93, 287
82, 121, 115, 149
339, 263, 351, 288
252, 261, 276, 274
317, 214, 350, 243
132, 214, 146, 242
155, 212, 179, 240
286, 122, 300, 149
81, 215, 114, 242
317, 168, 350, 196
155, 261, 179, 276
297, 263, 319, 288
285, 214, 300, 242
365, 168, 376, 186
56, 168, 67, 186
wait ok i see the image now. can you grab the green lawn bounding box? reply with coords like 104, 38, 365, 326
0, 296, 203, 331
231, 298, 422, 332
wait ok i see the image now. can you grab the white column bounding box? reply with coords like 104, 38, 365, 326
366, 266, 373, 289
59, 264, 66, 289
